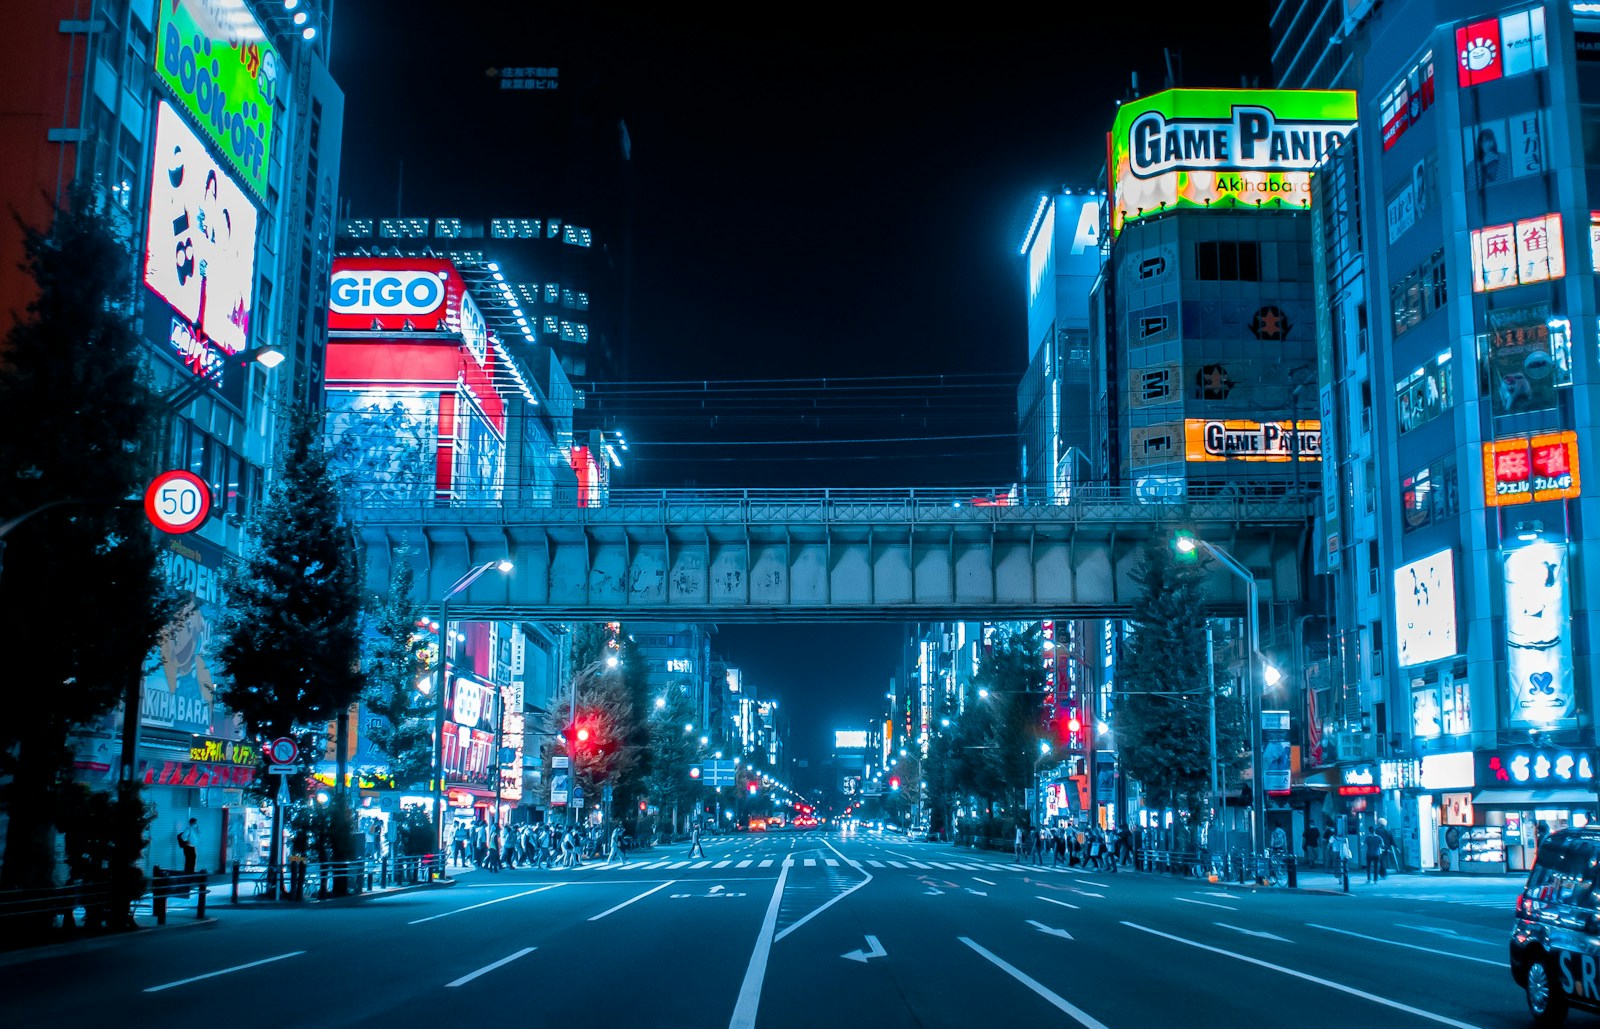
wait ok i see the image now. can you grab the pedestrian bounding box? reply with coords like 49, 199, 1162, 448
289, 827, 309, 900
1302, 822, 1321, 866
689, 823, 706, 858
1105, 829, 1120, 873
1014, 824, 1026, 863
1375, 818, 1397, 877
177, 818, 199, 875
1050, 827, 1064, 867
1536, 820, 1552, 854
1116, 825, 1134, 867
607, 826, 625, 864
472, 820, 488, 867
1087, 828, 1104, 871
452, 822, 469, 867
1363, 823, 1384, 883
484, 823, 503, 873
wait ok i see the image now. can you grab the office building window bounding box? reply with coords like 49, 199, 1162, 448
1194, 241, 1261, 281
1390, 248, 1447, 338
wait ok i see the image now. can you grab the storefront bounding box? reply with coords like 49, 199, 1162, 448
1469, 746, 1597, 873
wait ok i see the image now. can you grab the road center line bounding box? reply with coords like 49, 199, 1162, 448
445, 947, 537, 988
145, 951, 305, 993
728, 861, 790, 1029
408, 884, 562, 925
1122, 922, 1487, 1028
959, 937, 1111, 1029
1175, 896, 1236, 911
774, 840, 875, 943
589, 881, 675, 921
1307, 924, 1501, 966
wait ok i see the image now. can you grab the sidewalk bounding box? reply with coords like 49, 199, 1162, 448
1286, 865, 1525, 907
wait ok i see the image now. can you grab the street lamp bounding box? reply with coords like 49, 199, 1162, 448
432, 557, 513, 872
1175, 532, 1273, 856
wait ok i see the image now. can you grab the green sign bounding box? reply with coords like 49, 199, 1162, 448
155, 0, 279, 200
1109, 88, 1357, 236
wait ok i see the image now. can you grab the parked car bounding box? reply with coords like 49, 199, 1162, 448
1510, 826, 1600, 1025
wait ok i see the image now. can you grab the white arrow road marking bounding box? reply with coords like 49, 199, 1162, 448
959, 938, 1111, 1029
1308, 924, 1500, 966
841, 935, 888, 963
710, 885, 725, 894
1028, 919, 1074, 939
1215, 922, 1292, 942
973, 877, 997, 885
924, 887, 945, 896
446, 947, 538, 988
1175, 896, 1236, 911
1202, 891, 1237, 899
1036, 895, 1080, 910
965, 888, 988, 896
1395, 924, 1498, 946
145, 951, 305, 993
1122, 922, 1487, 1029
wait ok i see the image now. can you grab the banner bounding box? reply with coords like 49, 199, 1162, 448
1504, 535, 1576, 728
1262, 711, 1292, 795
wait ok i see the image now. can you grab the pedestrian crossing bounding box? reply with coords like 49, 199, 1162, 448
489, 852, 1118, 876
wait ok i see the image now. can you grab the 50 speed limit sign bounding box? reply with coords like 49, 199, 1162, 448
144, 470, 211, 534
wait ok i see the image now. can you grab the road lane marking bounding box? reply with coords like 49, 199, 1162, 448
783, 858, 795, 867
728, 862, 790, 1029
887, 861, 907, 868
825, 858, 840, 867
774, 839, 874, 943
1174, 896, 1236, 911
959, 937, 1110, 1029
1027, 919, 1073, 940
974, 877, 997, 886
667, 861, 692, 869
908, 861, 931, 869
145, 951, 305, 993
642, 860, 672, 869
1036, 895, 1080, 910
588, 881, 675, 921
804, 858, 817, 867
759, 859, 774, 868
928, 862, 953, 869
736, 860, 752, 868
1075, 879, 1110, 888
867, 860, 885, 868
841, 934, 887, 962
1308, 924, 1500, 966
847, 860, 864, 868
445, 947, 537, 988
1395, 924, 1499, 947
713, 860, 732, 868
1215, 922, 1292, 942
408, 884, 563, 925
1122, 922, 1487, 1028
690, 860, 713, 868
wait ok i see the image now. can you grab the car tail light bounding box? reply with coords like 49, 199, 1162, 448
1517, 894, 1533, 918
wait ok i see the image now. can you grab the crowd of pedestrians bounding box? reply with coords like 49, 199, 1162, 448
1014, 822, 1130, 870
447, 819, 633, 872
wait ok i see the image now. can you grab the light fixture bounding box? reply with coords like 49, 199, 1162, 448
293, 10, 307, 24
302, 26, 316, 40
496, 558, 514, 573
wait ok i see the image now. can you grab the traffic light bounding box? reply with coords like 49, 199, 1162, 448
889, 776, 901, 791
560, 721, 580, 749
747, 782, 759, 795
688, 765, 702, 780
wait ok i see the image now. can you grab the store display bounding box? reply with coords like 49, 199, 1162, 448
1460, 824, 1506, 864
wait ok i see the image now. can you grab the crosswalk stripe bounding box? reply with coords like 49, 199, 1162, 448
667, 861, 691, 869
643, 860, 672, 869
759, 859, 773, 868
927, 862, 952, 869
783, 858, 795, 868
713, 860, 731, 868
847, 860, 863, 869
736, 860, 752, 868
824, 858, 840, 867
804, 858, 816, 867
867, 860, 885, 868
908, 861, 931, 869
887, 861, 907, 868
689, 860, 712, 869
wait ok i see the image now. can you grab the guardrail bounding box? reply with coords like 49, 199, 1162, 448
231, 853, 444, 903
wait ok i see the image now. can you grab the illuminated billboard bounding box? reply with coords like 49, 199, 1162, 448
1108, 88, 1356, 236
328, 257, 485, 344
1469, 213, 1564, 292
144, 100, 259, 364
155, 0, 278, 200
1504, 534, 1574, 728
1184, 419, 1321, 462
1483, 430, 1580, 507
1394, 549, 1457, 668
834, 730, 869, 750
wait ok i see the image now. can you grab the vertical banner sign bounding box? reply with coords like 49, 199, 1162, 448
1261, 710, 1292, 795
1504, 535, 1576, 728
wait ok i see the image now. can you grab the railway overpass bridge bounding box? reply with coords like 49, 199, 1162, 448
352, 485, 1316, 623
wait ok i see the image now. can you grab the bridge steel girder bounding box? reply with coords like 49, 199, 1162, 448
354, 493, 1312, 623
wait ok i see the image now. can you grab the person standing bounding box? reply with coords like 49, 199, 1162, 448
177, 818, 199, 874
1363, 823, 1384, 883
1116, 825, 1134, 867
1302, 822, 1321, 867
451, 822, 469, 867
1375, 818, 1397, 877
1014, 824, 1026, 864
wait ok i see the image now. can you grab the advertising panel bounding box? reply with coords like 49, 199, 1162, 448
1482, 431, 1581, 506
1108, 88, 1357, 236
834, 730, 870, 750
325, 390, 440, 504
1380, 50, 1435, 151
144, 100, 259, 368
328, 257, 474, 335
1463, 111, 1548, 188
1261, 711, 1292, 795
1504, 535, 1576, 728
141, 536, 243, 738
154, 0, 278, 200
1394, 549, 1457, 667
1456, 6, 1548, 88
1470, 213, 1565, 292
1479, 306, 1571, 416
1183, 419, 1321, 461
1395, 349, 1454, 433
453, 399, 506, 504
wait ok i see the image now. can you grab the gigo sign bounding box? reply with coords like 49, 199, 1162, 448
327, 257, 475, 335
1109, 88, 1356, 236
155, 0, 278, 201
330, 271, 446, 316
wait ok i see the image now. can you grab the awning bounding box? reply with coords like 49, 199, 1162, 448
1472, 789, 1598, 806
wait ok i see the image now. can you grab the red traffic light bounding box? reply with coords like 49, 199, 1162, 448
747, 782, 759, 795
889, 776, 901, 791
689, 766, 702, 779
576, 727, 591, 743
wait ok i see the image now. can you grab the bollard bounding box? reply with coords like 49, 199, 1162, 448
196, 873, 207, 918
232, 861, 241, 904
1341, 853, 1350, 893
151, 867, 168, 925
1286, 854, 1297, 888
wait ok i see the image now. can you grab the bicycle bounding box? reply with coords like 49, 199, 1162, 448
1252, 850, 1286, 886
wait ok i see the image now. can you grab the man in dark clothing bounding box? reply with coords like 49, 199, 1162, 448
1302, 823, 1321, 866
1363, 825, 1385, 883
1375, 818, 1397, 877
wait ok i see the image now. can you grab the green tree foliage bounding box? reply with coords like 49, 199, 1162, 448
970, 625, 1048, 818
543, 661, 641, 815
214, 408, 365, 785
644, 684, 705, 834
1114, 542, 1247, 839
360, 544, 434, 787
0, 184, 172, 897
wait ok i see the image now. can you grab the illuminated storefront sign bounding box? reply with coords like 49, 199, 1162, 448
1482, 431, 1580, 506
1420, 751, 1475, 790
1394, 549, 1457, 668
1470, 213, 1565, 292
835, 730, 869, 750
1504, 534, 1576, 728
1338, 763, 1380, 796
143, 100, 259, 365
1184, 419, 1321, 461
327, 257, 480, 336
155, 0, 278, 200
1480, 748, 1592, 786
138, 758, 255, 788
1109, 88, 1356, 236
1456, 6, 1548, 88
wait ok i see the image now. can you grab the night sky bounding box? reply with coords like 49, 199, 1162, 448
331, 5, 1272, 764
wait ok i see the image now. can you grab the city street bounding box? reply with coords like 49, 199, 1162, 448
0, 829, 1537, 1028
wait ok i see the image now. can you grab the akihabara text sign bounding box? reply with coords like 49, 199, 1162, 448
1109, 88, 1356, 236
155, 0, 278, 200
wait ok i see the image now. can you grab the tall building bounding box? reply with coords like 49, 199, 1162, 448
1272, 0, 1367, 91
1309, 0, 1597, 875
0, 0, 343, 874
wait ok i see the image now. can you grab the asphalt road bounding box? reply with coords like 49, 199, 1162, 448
0, 828, 1548, 1028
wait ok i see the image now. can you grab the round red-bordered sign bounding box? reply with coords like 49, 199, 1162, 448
266, 737, 299, 764
144, 470, 211, 534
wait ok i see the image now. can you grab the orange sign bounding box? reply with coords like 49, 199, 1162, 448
1184, 419, 1322, 462
1482, 430, 1580, 506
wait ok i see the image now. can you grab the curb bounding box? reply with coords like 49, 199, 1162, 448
0, 913, 219, 969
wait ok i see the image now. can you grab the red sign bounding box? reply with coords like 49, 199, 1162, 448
1483, 431, 1580, 507
327, 257, 471, 335
139, 759, 256, 788
1456, 18, 1504, 86
144, 470, 211, 534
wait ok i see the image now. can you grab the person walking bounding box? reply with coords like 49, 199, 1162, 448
1014, 824, 1026, 864
606, 825, 625, 865
1087, 828, 1104, 871
1375, 818, 1397, 877
1302, 822, 1321, 867
1362, 823, 1384, 883
177, 818, 199, 874
688, 823, 706, 858
1116, 825, 1134, 867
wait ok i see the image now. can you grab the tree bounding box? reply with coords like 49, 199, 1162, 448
1114, 542, 1247, 846
971, 624, 1048, 818
543, 661, 641, 821
214, 409, 366, 880
360, 544, 434, 788
644, 684, 704, 835
0, 183, 172, 906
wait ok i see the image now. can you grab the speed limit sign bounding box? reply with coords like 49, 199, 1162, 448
144, 470, 211, 534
